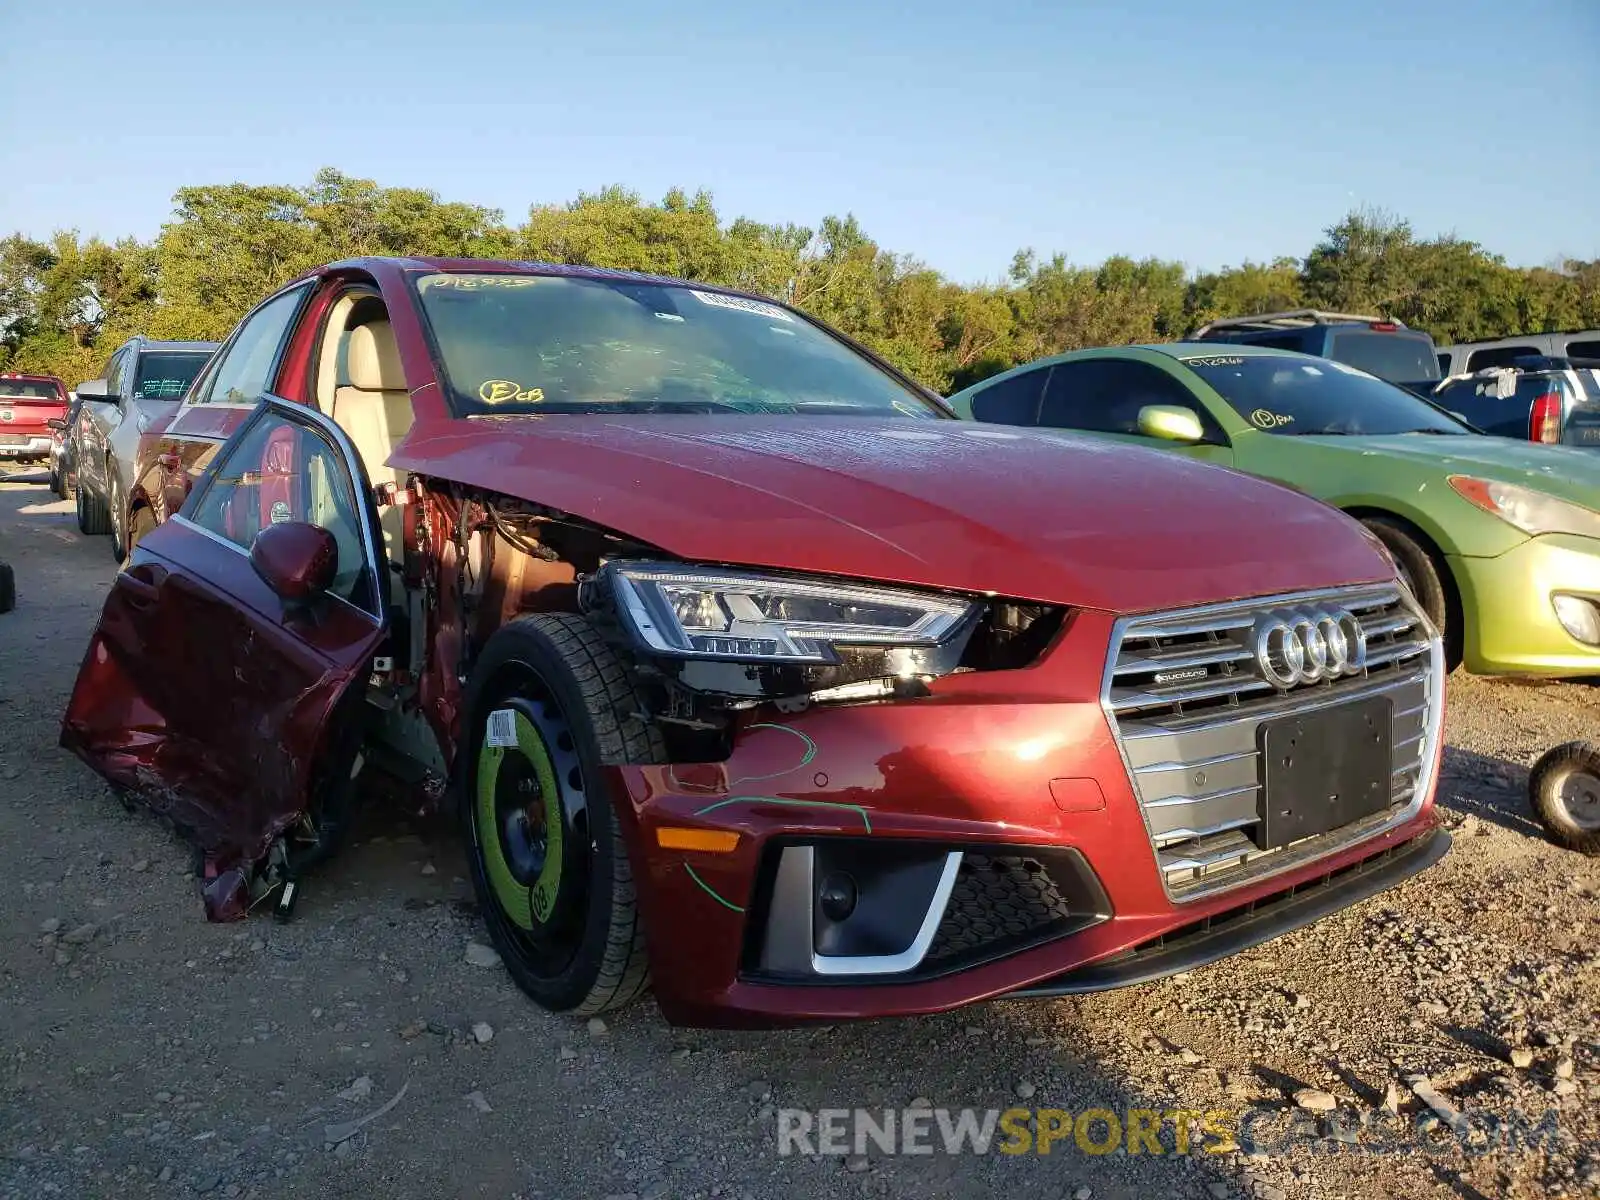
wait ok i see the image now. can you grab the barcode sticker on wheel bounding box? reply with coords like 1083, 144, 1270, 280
486, 709, 518, 748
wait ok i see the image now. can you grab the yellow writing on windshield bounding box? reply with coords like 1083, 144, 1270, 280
422, 275, 543, 291
479, 380, 546, 405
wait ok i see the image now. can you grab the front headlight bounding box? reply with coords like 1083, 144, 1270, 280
1447, 476, 1600, 540
601, 561, 978, 664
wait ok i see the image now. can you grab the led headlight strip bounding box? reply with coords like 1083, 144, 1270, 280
603, 560, 977, 664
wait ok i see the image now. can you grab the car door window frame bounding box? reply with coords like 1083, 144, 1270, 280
175, 395, 388, 623
184, 283, 315, 411
967, 365, 1051, 425
104, 349, 129, 401
1041, 357, 1229, 444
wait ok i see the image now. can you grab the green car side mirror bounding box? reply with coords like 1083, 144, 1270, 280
1138, 405, 1205, 443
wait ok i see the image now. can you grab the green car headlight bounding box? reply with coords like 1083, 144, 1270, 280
1447, 476, 1600, 540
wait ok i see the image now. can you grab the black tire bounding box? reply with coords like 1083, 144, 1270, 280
1360, 516, 1461, 672
1529, 741, 1600, 855
48, 466, 61, 496
76, 482, 111, 536
460, 613, 664, 1016
0, 561, 14, 614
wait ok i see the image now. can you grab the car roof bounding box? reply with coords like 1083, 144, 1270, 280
1143, 342, 1305, 360
315, 255, 777, 302
946, 342, 1309, 399
0, 371, 67, 383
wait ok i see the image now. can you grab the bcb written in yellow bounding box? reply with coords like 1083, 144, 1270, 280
999, 1108, 1233, 1155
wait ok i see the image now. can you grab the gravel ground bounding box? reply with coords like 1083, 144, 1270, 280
1, 467, 1596, 1200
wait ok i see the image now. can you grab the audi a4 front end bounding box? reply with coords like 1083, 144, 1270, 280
60, 260, 1451, 1030
609, 561, 1449, 1027
397, 269, 1454, 1027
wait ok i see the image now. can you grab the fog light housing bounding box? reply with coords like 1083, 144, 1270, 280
1553, 594, 1600, 646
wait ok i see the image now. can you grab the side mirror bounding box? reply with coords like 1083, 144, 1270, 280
45, 417, 67, 432
1137, 404, 1205, 443
250, 521, 338, 604
77, 379, 117, 404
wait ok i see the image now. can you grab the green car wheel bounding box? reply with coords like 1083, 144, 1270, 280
461, 614, 663, 1015
1359, 516, 1461, 671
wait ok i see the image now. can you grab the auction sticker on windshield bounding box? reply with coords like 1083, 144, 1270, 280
1180, 355, 1245, 368
690, 290, 793, 322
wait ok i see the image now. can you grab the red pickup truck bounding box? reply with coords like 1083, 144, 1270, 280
0, 372, 70, 466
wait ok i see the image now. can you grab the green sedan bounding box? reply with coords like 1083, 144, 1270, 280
946, 343, 1600, 677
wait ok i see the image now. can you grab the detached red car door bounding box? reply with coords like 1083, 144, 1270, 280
61, 396, 389, 915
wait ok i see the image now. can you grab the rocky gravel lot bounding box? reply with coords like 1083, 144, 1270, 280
1, 468, 1596, 1200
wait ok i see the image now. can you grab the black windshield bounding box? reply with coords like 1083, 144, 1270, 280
1182, 353, 1470, 436
132, 352, 212, 400
413, 272, 945, 418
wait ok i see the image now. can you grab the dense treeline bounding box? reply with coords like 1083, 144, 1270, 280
3, 168, 1597, 394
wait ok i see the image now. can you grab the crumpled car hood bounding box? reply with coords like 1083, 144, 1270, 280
394, 415, 1392, 612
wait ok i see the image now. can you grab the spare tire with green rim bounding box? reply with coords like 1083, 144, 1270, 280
461, 613, 664, 1015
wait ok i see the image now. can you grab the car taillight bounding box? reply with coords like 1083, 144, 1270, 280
1529, 392, 1563, 443
1369, 321, 1399, 332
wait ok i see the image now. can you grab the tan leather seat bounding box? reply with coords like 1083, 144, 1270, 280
330, 320, 414, 566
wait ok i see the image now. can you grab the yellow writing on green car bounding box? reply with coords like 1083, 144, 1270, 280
1250, 408, 1294, 430
479, 380, 546, 405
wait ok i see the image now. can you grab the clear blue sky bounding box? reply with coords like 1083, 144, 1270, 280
2, 0, 1596, 282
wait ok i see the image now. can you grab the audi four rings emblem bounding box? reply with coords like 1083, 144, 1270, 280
1253, 609, 1366, 687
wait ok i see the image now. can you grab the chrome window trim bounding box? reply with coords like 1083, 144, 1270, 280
1099, 581, 1445, 904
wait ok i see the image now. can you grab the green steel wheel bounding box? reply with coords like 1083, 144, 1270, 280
461, 613, 664, 1015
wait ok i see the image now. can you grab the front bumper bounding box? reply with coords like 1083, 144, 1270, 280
614, 605, 1446, 1028
1453, 532, 1600, 676
0, 435, 51, 459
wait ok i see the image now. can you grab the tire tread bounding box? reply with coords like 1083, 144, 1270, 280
466, 613, 664, 1016
1529, 740, 1600, 855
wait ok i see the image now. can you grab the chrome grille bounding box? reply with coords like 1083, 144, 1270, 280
1101, 584, 1443, 901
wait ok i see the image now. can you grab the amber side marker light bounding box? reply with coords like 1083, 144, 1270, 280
657, 827, 742, 853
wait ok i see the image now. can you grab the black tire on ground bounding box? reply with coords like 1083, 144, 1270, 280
460, 613, 664, 1016
48, 467, 61, 496
0, 561, 14, 614
76, 484, 111, 536
1360, 516, 1461, 672
1528, 740, 1600, 855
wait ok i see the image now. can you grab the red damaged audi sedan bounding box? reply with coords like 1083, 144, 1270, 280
61, 258, 1449, 1028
